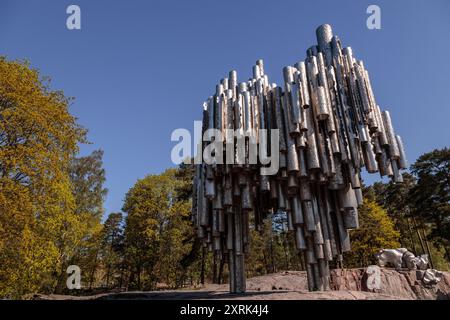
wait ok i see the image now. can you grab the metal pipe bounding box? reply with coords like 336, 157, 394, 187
196, 24, 406, 294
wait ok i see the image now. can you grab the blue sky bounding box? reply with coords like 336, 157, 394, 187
1, 0, 449, 217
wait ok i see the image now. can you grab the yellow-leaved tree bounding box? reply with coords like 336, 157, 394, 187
344, 198, 401, 268
0, 57, 86, 298
122, 168, 194, 290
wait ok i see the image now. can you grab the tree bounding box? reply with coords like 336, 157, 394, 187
122, 168, 194, 290
246, 212, 303, 277
173, 163, 207, 286
366, 174, 425, 253
70, 150, 107, 224
66, 150, 108, 290
345, 199, 400, 267
0, 57, 86, 298
410, 148, 450, 260
100, 212, 125, 288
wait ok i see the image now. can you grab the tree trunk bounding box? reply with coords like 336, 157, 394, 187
136, 266, 141, 290
412, 216, 435, 268
406, 218, 418, 254
283, 234, 289, 270
212, 254, 218, 284
218, 258, 225, 284
420, 224, 435, 269
412, 217, 427, 254
105, 264, 111, 288
54, 263, 68, 294
118, 264, 124, 290
263, 251, 269, 274
200, 247, 206, 285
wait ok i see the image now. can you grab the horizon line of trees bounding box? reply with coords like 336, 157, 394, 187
1, 57, 449, 299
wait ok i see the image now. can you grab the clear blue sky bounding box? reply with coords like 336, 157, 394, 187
1, 0, 449, 217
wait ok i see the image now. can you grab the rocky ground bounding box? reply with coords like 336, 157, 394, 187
33, 268, 450, 300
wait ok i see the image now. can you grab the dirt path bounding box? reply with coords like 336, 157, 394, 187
32, 269, 450, 300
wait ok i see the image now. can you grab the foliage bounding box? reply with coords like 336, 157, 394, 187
410, 148, 450, 260
246, 213, 302, 278
365, 148, 450, 270
67, 150, 108, 290
122, 167, 194, 290
70, 150, 107, 225
99, 212, 125, 288
344, 199, 400, 268
366, 173, 418, 250
0, 57, 86, 298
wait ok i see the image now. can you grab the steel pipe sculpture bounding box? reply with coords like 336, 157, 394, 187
192, 24, 407, 293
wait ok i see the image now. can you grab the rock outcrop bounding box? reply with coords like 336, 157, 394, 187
330, 268, 450, 300
31, 268, 450, 300
240, 268, 450, 300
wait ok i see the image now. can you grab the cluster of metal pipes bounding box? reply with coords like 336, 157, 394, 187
192, 24, 406, 293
